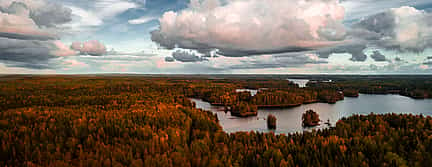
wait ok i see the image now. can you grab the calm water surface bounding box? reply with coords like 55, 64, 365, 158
191, 94, 432, 134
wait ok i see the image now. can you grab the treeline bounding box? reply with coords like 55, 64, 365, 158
1, 77, 432, 166
172, 80, 346, 116
186, 86, 345, 112
308, 78, 432, 99
230, 101, 258, 117
252, 89, 344, 107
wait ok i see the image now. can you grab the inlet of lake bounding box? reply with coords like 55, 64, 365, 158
191, 94, 432, 134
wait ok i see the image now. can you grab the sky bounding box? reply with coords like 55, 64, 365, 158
0, 0, 432, 74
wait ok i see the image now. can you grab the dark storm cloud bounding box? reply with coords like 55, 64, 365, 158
370, 50, 387, 62
170, 50, 208, 62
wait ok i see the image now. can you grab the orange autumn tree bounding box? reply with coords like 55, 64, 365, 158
302, 110, 320, 127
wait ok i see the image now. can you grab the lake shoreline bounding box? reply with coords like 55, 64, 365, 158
190, 93, 432, 134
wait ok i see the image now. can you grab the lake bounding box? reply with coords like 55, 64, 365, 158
191, 94, 432, 134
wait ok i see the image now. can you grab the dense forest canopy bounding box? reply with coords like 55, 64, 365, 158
1, 75, 432, 166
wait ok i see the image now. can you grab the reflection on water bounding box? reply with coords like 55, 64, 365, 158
286, 79, 309, 88
191, 94, 432, 134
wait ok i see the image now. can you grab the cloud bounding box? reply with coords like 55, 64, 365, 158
79, 55, 151, 62
106, 49, 156, 57
1, 1, 72, 28
370, 50, 387, 62
0, 37, 68, 69
152, 0, 346, 57
0, 3, 55, 38
71, 40, 107, 56
314, 6, 432, 62
215, 47, 313, 57
228, 53, 327, 70
419, 64, 429, 70
70, 42, 82, 51
317, 44, 367, 61
0, 32, 56, 41
351, 6, 432, 53
165, 57, 175, 62
0, 0, 75, 69
170, 50, 208, 62
53, 41, 77, 57
60, 0, 139, 32
369, 64, 378, 70
128, 15, 156, 24
349, 12, 395, 40
95, 0, 138, 19
341, 0, 432, 22
65, 6, 103, 28
30, 2, 72, 28
62, 59, 88, 68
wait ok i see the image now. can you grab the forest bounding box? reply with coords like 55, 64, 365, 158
307, 76, 432, 99
1, 75, 432, 166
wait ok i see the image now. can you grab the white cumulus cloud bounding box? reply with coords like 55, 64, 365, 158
151, 0, 347, 57
351, 6, 432, 53
71, 40, 107, 56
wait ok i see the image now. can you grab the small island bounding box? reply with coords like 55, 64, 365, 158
267, 114, 277, 129
343, 89, 360, 97
230, 102, 258, 117
302, 110, 320, 127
